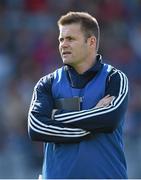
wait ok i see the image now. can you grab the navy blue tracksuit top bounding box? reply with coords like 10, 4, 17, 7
28, 55, 129, 179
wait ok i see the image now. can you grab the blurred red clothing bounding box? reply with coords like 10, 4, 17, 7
24, 0, 48, 12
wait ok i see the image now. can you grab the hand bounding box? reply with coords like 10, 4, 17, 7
38, 174, 42, 179
96, 95, 115, 108
51, 109, 58, 119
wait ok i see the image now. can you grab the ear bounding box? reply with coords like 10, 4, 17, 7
88, 36, 96, 49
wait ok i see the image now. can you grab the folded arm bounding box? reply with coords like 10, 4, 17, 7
54, 69, 129, 133
28, 75, 90, 143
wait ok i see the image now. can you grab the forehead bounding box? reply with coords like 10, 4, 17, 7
59, 23, 83, 37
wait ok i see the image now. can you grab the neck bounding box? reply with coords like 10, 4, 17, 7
73, 55, 97, 74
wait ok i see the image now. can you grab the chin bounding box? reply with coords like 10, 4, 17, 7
62, 59, 71, 65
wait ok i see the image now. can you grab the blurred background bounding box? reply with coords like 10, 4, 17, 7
0, 0, 141, 178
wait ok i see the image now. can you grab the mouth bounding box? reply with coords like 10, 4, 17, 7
62, 51, 72, 56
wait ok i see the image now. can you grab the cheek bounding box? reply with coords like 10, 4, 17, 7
78, 44, 86, 54
59, 45, 61, 53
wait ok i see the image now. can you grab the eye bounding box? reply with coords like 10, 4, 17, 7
67, 37, 73, 41
59, 38, 64, 43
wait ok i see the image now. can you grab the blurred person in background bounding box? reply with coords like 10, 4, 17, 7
28, 11, 129, 179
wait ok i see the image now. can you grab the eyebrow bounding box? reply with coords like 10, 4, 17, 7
58, 35, 74, 41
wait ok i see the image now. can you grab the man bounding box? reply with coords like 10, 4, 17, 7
28, 12, 128, 179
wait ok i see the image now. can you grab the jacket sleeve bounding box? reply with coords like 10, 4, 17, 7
54, 69, 129, 133
28, 75, 90, 143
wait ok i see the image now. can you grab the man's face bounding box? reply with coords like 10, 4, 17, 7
58, 23, 90, 67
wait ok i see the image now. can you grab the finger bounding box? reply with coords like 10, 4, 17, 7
97, 96, 115, 107
103, 94, 110, 99
103, 96, 115, 104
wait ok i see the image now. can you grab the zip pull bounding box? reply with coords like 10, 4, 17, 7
80, 96, 83, 102
80, 96, 83, 110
